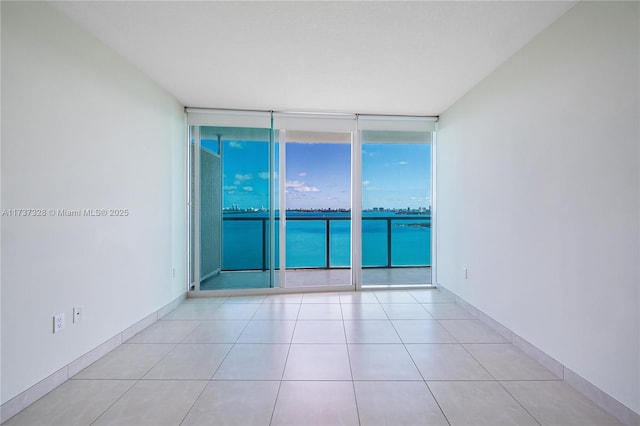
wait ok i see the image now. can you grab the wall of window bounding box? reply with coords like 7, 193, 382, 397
188, 109, 436, 292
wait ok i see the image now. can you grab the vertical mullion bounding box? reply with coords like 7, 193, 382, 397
431, 127, 437, 285
186, 126, 193, 291
262, 218, 267, 271
352, 126, 362, 290
325, 219, 330, 268
218, 135, 224, 280
193, 126, 201, 292
269, 118, 275, 287
278, 130, 287, 288
387, 219, 392, 268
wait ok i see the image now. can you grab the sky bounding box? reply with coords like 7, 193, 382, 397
207, 139, 431, 210
362, 143, 431, 210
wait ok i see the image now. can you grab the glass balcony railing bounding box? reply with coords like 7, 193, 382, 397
221, 214, 431, 271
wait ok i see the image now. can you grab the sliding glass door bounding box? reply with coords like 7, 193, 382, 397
281, 131, 352, 287
188, 111, 277, 291
359, 119, 433, 287
188, 110, 434, 292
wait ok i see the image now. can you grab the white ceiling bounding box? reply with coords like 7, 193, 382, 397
53, 1, 576, 116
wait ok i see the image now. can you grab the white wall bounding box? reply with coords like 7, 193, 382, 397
437, 1, 639, 414
1, 1, 186, 404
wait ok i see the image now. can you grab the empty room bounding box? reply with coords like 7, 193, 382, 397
1, 1, 638, 425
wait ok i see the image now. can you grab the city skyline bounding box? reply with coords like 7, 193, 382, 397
211, 138, 431, 210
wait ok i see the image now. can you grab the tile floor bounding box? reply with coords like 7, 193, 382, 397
5, 289, 622, 426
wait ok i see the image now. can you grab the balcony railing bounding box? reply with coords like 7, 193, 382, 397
221, 215, 431, 271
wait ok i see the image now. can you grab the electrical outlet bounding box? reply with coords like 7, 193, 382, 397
53, 313, 65, 333
73, 306, 83, 323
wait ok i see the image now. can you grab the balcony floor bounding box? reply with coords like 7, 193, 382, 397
200, 267, 432, 291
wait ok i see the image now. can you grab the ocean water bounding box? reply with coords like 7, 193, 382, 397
221, 212, 431, 270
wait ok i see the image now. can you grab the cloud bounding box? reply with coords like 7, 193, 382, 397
285, 180, 304, 188
296, 186, 320, 193
224, 185, 237, 191
298, 172, 307, 177
362, 180, 370, 185
242, 186, 254, 192
286, 180, 320, 193
397, 161, 409, 165
234, 173, 252, 185
229, 141, 244, 149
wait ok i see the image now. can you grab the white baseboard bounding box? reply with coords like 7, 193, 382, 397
0, 293, 186, 424
436, 283, 640, 426
3, 286, 638, 426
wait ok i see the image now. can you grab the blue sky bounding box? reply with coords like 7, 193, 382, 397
210, 139, 431, 210
285, 143, 351, 209
362, 143, 431, 210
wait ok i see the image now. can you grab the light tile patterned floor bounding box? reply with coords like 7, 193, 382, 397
5, 289, 622, 426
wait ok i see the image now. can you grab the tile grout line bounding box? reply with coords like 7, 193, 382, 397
177, 380, 208, 426
181, 295, 293, 425
441, 285, 639, 424
88, 378, 140, 426
3, 294, 189, 424
496, 381, 544, 426
339, 300, 362, 426
459, 340, 544, 426
209, 301, 262, 380
268, 300, 302, 426
8, 289, 634, 425
386, 307, 452, 426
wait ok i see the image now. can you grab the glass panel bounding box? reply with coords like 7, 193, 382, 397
273, 136, 281, 272
362, 218, 388, 267
188, 127, 197, 290
286, 218, 326, 268
283, 134, 352, 287
189, 115, 433, 292
330, 220, 350, 267
222, 219, 265, 270
391, 218, 431, 266
199, 137, 222, 284
198, 126, 274, 290
361, 133, 432, 286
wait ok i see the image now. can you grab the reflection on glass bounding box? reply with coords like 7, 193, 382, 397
330, 221, 351, 267
361, 134, 432, 286
362, 219, 387, 267
286, 219, 326, 268
284, 136, 352, 287
189, 128, 196, 290
197, 126, 275, 290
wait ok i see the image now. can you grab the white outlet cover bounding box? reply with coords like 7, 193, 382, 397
53, 313, 65, 333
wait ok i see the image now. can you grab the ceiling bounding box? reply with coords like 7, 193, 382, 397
52, 1, 576, 116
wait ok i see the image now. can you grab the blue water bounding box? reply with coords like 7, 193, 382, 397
221, 212, 431, 270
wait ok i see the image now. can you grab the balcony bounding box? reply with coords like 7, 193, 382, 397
200, 214, 431, 290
